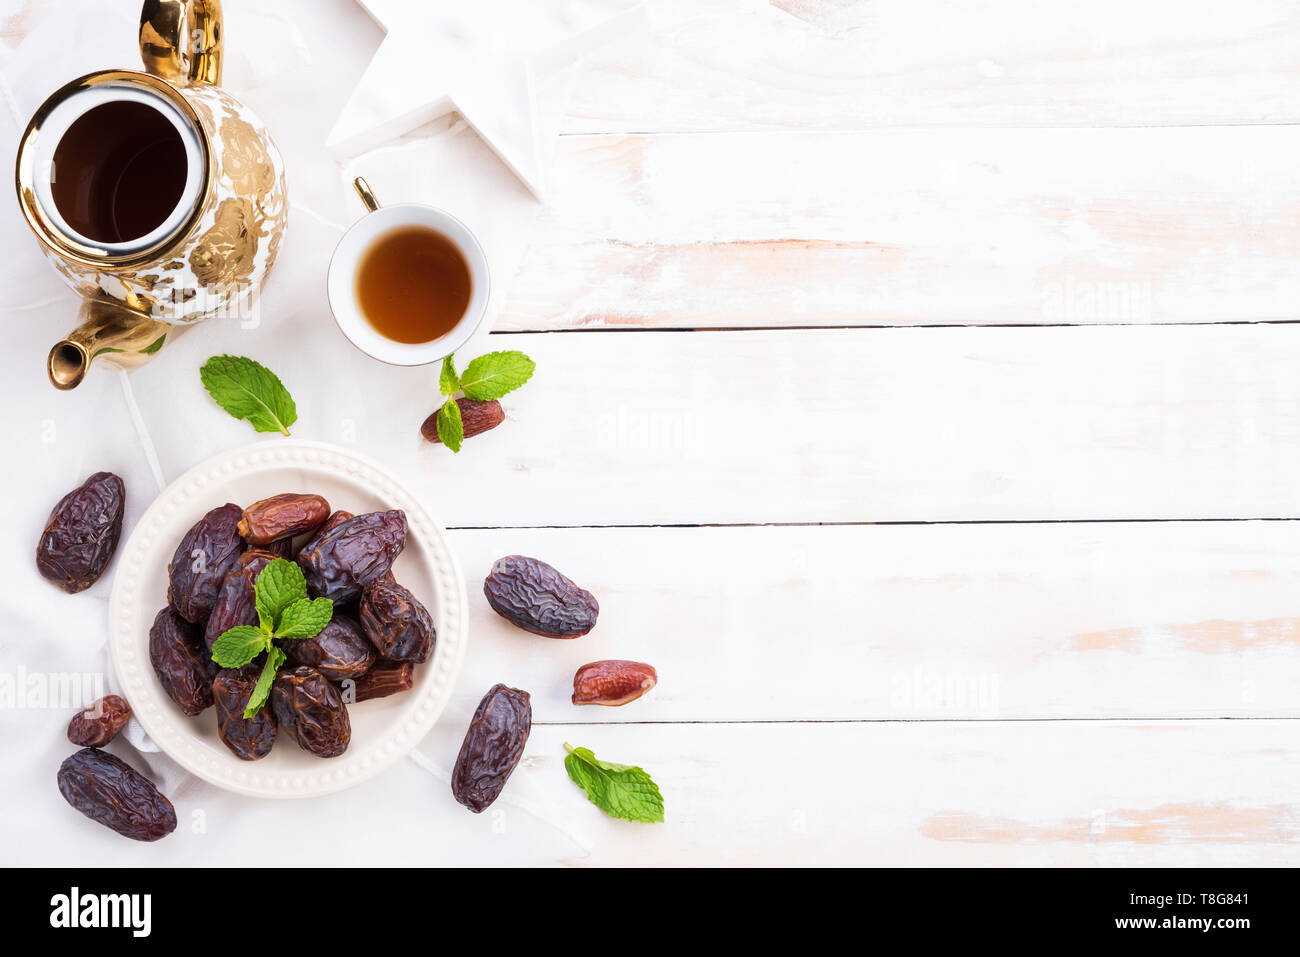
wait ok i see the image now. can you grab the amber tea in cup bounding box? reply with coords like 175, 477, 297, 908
355, 225, 472, 344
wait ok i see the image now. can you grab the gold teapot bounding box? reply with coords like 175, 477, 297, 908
14, 0, 288, 389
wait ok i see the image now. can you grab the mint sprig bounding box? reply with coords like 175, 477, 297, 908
200, 355, 298, 436
210, 558, 333, 717
563, 743, 664, 823
430, 350, 534, 453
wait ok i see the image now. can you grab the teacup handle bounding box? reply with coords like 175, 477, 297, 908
353, 177, 381, 213
139, 0, 223, 86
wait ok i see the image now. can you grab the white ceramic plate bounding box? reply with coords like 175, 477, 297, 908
108, 440, 467, 798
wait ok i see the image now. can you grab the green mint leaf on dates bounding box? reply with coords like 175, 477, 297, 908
254, 558, 308, 631
459, 351, 535, 402
211, 625, 268, 668
439, 355, 461, 397
200, 355, 298, 436
563, 743, 664, 823
275, 597, 334, 640
244, 646, 286, 719
437, 397, 464, 453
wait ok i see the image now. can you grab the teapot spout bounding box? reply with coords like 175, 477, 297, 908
48, 296, 172, 390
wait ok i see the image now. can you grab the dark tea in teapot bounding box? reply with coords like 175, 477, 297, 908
50, 98, 188, 244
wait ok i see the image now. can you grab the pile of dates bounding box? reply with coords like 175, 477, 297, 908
450, 555, 657, 813
152, 493, 432, 761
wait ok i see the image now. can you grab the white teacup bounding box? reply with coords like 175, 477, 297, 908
327, 177, 490, 365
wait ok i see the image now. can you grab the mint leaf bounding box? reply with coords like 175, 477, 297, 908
439, 355, 461, 397
244, 646, 286, 719
275, 597, 333, 640
254, 558, 307, 631
459, 351, 535, 402
200, 355, 297, 435
563, 744, 664, 823
211, 625, 268, 668
436, 397, 464, 453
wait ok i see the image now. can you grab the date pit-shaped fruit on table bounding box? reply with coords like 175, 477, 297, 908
36, 471, 125, 593
483, 555, 599, 638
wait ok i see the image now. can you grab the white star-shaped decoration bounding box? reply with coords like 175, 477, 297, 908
329, 0, 644, 197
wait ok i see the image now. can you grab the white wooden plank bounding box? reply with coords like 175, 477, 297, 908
511, 721, 1300, 866
502, 127, 1300, 330
131, 323, 1300, 525
562, 0, 1300, 132
17, 719, 1297, 864
445, 521, 1300, 722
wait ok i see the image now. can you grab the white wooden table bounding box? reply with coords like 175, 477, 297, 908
3, 0, 1300, 866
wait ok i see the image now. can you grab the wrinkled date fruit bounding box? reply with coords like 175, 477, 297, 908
272, 666, 351, 758
238, 493, 331, 545
359, 578, 434, 663
298, 510, 406, 602
451, 683, 531, 813
57, 748, 176, 841
296, 510, 353, 560
66, 694, 132, 747
483, 555, 599, 638
350, 661, 414, 702
283, 615, 376, 681
213, 668, 278, 760
36, 471, 125, 593
572, 660, 658, 707
148, 607, 213, 716
204, 549, 277, 650
421, 398, 504, 445
168, 503, 244, 623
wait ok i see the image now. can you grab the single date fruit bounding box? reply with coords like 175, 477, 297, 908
358, 578, 434, 663
421, 397, 504, 445
213, 668, 277, 760
148, 607, 213, 716
204, 549, 277, 650
66, 694, 132, 747
349, 661, 414, 702
483, 555, 599, 638
238, 493, 330, 545
168, 503, 244, 623
451, 684, 531, 813
572, 660, 658, 707
298, 510, 406, 602
36, 471, 125, 593
271, 666, 351, 758
57, 748, 176, 841
282, 615, 376, 681
296, 510, 353, 559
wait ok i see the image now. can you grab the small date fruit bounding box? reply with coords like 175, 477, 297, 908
451, 683, 531, 813
298, 510, 407, 602
57, 748, 176, 841
483, 555, 599, 638
282, 615, 376, 681
66, 694, 132, 747
213, 668, 278, 760
238, 493, 331, 545
349, 661, 414, 702
168, 503, 244, 623
272, 666, 351, 758
572, 660, 658, 707
148, 607, 213, 716
204, 549, 277, 651
36, 471, 125, 593
358, 578, 434, 663
421, 398, 505, 444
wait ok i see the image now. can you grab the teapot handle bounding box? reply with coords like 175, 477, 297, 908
139, 0, 223, 86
